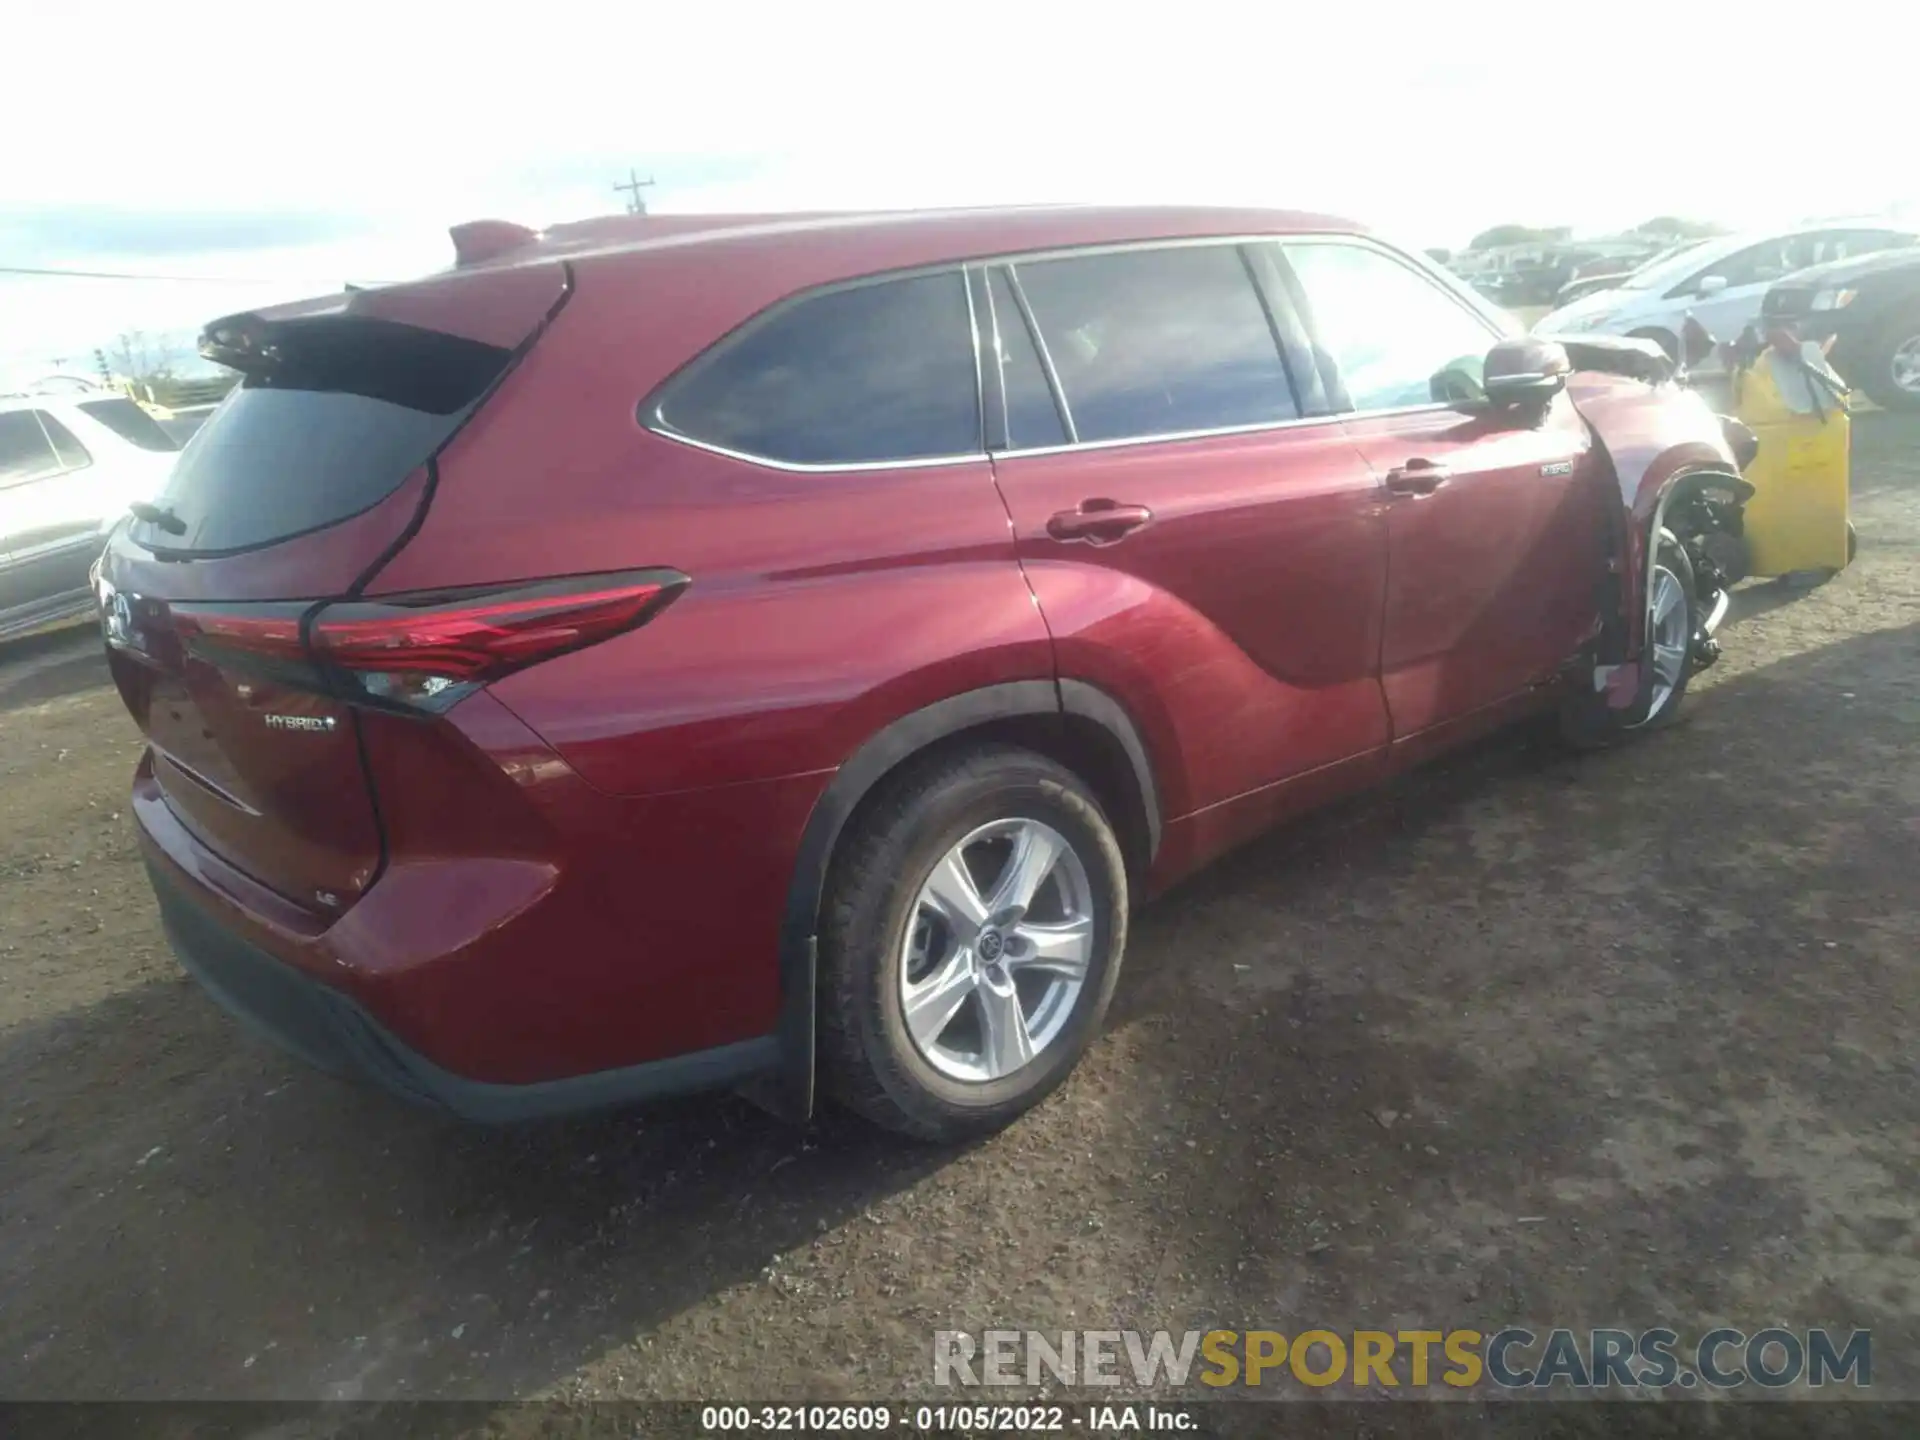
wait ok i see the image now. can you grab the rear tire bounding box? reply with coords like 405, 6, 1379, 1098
817, 744, 1128, 1140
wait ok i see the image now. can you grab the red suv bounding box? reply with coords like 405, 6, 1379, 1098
97, 206, 1751, 1138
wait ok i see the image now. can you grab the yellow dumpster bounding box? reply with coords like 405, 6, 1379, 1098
1729, 337, 1853, 579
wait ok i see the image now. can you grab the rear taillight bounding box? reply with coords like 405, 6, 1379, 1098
175, 569, 687, 713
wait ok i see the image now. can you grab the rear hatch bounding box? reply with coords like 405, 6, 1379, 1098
99, 261, 570, 919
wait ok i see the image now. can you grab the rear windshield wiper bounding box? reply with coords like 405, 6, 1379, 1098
130, 501, 187, 535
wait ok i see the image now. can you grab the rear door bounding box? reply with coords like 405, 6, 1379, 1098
982, 240, 1392, 808
1276, 237, 1611, 742
97, 264, 567, 917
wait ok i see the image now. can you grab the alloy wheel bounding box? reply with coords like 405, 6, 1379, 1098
1639, 564, 1690, 725
1891, 334, 1920, 397
898, 818, 1094, 1083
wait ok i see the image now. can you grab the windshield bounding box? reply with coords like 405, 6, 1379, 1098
1614, 239, 1717, 290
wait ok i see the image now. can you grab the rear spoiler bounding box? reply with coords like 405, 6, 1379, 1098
199, 255, 570, 370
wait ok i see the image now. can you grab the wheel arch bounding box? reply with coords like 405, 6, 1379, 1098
746, 679, 1161, 1123
1627, 324, 1680, 361
1611, 463, 1746, 721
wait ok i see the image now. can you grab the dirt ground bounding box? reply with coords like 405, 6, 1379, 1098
2, 415, 1916, 1412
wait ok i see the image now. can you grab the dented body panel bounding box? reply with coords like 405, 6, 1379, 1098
1566, 371, 1741, 666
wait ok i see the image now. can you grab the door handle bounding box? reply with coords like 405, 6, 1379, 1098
1385, 460, 1451, 497
1046, 499, 1154, 544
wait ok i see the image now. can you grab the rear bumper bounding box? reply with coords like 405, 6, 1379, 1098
146, 856, 777, 1122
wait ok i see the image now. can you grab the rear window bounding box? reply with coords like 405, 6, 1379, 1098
39, 413, 92, 470
0, 411, 59, 487
77, 397, 181, 452
131, 318, 511, 555
648, 271, 980, 466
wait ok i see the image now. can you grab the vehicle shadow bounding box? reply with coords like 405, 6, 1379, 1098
1849, 409, 1920, 499
1105, 618, 1920, 1399
0, 625, 108, 714
0, 965, 966, 1402
1723, 575, 1820, 627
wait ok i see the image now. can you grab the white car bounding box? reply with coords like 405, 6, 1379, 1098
1533, 220, 1919, 357
0, 389, 181, 641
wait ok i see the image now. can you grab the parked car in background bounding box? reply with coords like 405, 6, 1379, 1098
1552, 239, 1711, 308
1534, 222, 1918, 359
1478, 251, 1590, 310
1, 390, 180, 642
97, 205, 1750, 1140
1762, 246, 1920, 410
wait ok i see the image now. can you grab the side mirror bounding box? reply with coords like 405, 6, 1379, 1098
1483, 336, 1571, 412
1695, 274, 1729, 297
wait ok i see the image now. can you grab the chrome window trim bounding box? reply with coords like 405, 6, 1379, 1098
993, 263, 1078, 445
640, 230, 1502, 472
990, 404, 1465, 462
977, 231, 1339, 268
645, 430, 989, 475
961, 262, 987, 456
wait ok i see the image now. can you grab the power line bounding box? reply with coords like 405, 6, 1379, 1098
0, 263, 275, 283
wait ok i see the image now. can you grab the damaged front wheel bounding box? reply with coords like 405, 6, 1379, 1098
1633, 552, 1695, 728
1561, 529, 1700, 749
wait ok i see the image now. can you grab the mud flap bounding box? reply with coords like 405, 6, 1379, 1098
736, 936, 817, 1124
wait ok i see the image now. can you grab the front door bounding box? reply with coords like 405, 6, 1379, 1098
977, 243, 1392, 815
1277, 238, 1611, 742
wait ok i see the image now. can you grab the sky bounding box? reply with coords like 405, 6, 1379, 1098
4, 0, 1912, 384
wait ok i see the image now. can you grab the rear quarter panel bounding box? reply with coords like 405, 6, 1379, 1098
369, 263, 1053, 795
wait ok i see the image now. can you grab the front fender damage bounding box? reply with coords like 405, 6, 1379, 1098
1563, 372, 1751, 724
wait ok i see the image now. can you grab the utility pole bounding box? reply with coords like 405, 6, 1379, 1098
614, 168, 655, 216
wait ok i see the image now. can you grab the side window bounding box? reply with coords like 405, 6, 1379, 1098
650, 271, 980, 466
77, 397, 181, 452
986, 268, 1068, 450
1816, 229, 1912, 264
1011, 244, 1298, 443
38, 413, 92, 471
1280, 241, 1497, 411
1692, 239, 1805, 292
0, 411, 60, 488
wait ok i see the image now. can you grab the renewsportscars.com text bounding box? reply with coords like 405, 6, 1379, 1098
934, 1327, 1872, 1391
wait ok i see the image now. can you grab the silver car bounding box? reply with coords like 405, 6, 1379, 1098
0, 390, 181, 641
